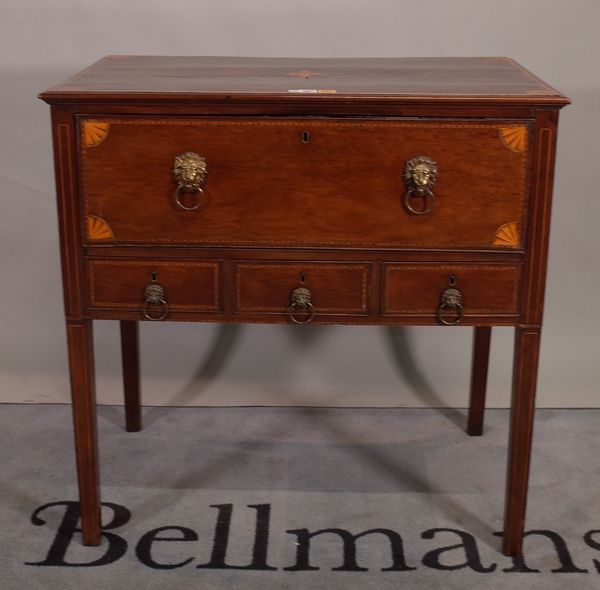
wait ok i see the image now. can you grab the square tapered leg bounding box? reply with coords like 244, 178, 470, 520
66, 319, 101, 545
120, 320, 141, 432
467, 326, 492, 436
503, 327, 541, 557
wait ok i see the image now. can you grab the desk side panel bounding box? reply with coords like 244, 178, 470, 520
520, 110, 560, 326
50, 106, 86, 318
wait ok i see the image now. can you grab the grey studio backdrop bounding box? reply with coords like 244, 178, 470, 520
0, 0, 597, 408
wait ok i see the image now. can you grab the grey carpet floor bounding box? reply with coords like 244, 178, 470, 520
1, 404, 600, 589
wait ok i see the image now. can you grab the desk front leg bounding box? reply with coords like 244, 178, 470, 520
503, 326, 541, 557
66, 319, 101, 546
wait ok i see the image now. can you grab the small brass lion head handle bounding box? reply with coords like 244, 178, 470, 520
173, 152, 208, 211
403, 156, 438, 215
143, 280, 169, 321
287, 287, 315, 324
438, 276, 463, 325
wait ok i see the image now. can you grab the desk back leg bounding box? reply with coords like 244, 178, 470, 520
120, 320, 141, 432
467, 326, 492, 436
66, 319, 101, 545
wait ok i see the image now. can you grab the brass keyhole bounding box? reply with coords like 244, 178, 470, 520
299, 272, 306, 284
301, 130, 311, 144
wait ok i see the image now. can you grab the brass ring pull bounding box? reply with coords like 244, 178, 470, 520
404, 188, 435, 216
172, 152, 207, 211
288, 301, 315, 324
174, 185, 204, 211
438, 301, 464, 325
143, 282, 169, 321
143, 299, 169, 321
437, 282, 464, 326
403, 156, 438, 215
287, 287, 315, 324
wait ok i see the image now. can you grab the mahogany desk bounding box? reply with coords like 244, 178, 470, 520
39, 56, 569, 556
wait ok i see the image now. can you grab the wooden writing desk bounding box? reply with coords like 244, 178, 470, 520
40, 56, 569, 556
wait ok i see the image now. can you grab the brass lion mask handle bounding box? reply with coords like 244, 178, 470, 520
403, 156, 438, 215
287, 287, 315, 324
438, 275, 463, 325
172, 152, 208, 211
143, 280, 169, 321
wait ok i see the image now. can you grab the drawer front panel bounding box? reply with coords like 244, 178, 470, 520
88, 259, 222, 313
383, 263, 521, 318
234, 262, 371, 316
81, 118, 530, 249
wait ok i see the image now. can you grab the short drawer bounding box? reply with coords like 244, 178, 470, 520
382, 263, 521, 321
80, 117, 530, 250
234, 262, 371, 320
87, 259, 222, 316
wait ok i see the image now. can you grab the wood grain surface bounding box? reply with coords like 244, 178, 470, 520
40, 56, 569, 105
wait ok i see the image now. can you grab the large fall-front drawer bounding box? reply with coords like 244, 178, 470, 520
80, 117, 530, 249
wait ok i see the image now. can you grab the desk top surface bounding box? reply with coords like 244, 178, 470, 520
40, 56, 569, 106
